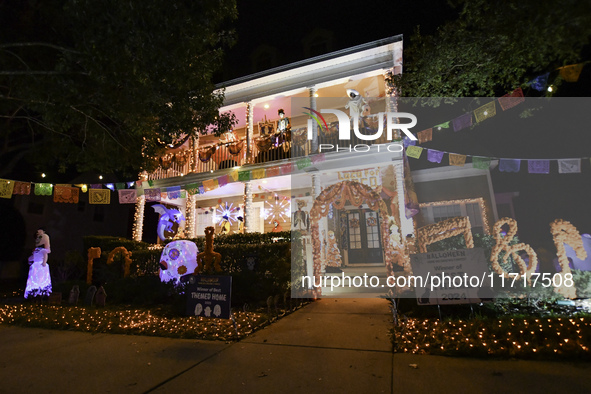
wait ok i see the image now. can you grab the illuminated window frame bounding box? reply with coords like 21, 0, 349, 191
419, 197, 490, 235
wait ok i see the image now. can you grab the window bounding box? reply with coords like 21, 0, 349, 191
348, 212, 362, 249
195, 210, 214, 236
420, 198, 487, 235
365, 212, 381, 249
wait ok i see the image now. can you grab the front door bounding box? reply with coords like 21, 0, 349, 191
347, 209, 382, 264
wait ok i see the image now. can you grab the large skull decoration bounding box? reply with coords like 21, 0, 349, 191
159, 240, 198, 285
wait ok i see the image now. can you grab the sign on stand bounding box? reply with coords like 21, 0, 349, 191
185, 275, 232, 319
409, 248, 494, 305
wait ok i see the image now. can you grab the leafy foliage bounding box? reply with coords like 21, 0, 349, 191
0, 0, 237, 177
391, 0, 591, 98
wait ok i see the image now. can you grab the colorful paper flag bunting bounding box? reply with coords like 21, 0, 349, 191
144, 188, 161, 202
452, 113, 472, 132
528, 160, 550, 174
238, 170, 251, 181
118, 189, 138, 203
472, 157, 491, 170
499, 159, 521, 173
89, 189, 110, 204
427, 150, 444, 163
203, 179, 219, 192
0, 179, 15, 199
499, 88, 525, 111
417, 128, 433, 144
474, 101, 496, 123
54, 185, 79, 203
406, 145, 423, 159
12, 181, 31, 195
35, 183, 53, 196
296, 157, 312, 170
217, 175, 229, 188
558, 158, 581, 174
252, 168, 266, 179
559, 63, 584, 82
266, 167, 281, 177
449, 153, 467, 167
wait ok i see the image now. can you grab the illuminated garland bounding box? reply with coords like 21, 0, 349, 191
490, 218, 538, 281
106, 247, 132, 278
417, 217, 474, 253
86, 247, 101, 284
419, 198, 490, 234
550, 219, 587, 298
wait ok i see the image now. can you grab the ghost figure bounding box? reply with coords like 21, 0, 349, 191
326, 231, 342, 267
204, 306, 212, 317
153, 204, 186, 241
345, 88, 368, 119
25, 248, 52, 298
213, 304, 222, 317
159, 240, 198, 285
194, 303, 203, 316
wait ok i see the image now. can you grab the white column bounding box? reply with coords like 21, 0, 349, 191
132, 194, 146, 242
185, 194, 197, 238
308, 86, 318, 153
244, 181, 254, 233
246, 101, 254, 163
312, 173, 321, 197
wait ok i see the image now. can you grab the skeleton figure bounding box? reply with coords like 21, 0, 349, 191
292, 200, 310, 232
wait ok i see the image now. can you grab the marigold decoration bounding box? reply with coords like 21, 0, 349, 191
550, 219, 586, 298
106, 247, 133, 278
490, 217, 538, 281
417, 217, 474, 254
196, 227, 222, 274
309, 181, 398, 296
86, 247, 101, 284
177, 265, 187, 275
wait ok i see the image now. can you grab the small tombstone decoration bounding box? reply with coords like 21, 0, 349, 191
95, 286, 107, 307
245, 255, 257, 271
85, 285, 97, 306
68, 285, 80, 305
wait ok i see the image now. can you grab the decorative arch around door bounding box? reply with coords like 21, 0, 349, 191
309, 180, 399, 295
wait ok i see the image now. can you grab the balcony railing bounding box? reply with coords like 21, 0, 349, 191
147, 116, 401, 181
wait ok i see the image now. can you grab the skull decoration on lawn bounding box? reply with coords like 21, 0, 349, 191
159, 240, 198, 285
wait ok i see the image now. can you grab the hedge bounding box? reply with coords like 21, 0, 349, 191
81, 231, 299, 306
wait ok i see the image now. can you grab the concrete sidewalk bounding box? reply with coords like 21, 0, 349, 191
0, 298, 589, 393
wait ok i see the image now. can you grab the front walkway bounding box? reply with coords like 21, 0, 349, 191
1, 298, 589, 393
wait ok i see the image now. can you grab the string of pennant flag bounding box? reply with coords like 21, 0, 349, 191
404, 63, 591, 174
1, 63, 586, 203
0, 154, 326, 203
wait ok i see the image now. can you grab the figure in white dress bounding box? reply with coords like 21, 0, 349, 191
25, 228, 52, 298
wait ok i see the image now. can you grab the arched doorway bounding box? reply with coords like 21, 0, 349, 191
309, 180, 400, 295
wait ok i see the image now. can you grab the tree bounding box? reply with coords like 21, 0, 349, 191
0, 0, 237, 178
391, 0, 591, 98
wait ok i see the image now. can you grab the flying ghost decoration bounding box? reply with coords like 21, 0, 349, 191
159, 240, 198, 285
152, 204, 186, 241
